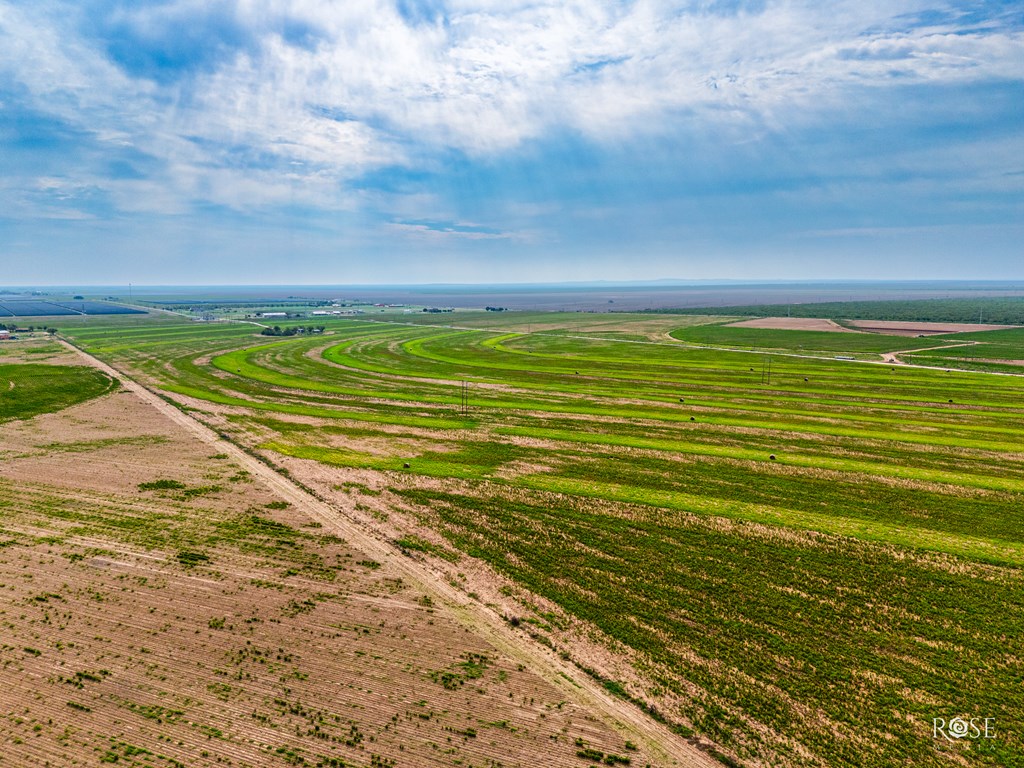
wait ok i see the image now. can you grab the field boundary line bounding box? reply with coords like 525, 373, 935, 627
56, 337, 718, 768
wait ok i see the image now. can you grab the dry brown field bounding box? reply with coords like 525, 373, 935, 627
0, 344, 693, 768
722, 317, 857, 333
846, 319, 1016, 336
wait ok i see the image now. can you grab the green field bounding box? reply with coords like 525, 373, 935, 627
900, 327, 1024, 372
0, 362, 117, 422
668, 322, 947, 354
60, 311, 1024, 768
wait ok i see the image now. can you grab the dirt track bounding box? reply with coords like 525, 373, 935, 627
880, 341, 979, 363
58, 339, 716, 768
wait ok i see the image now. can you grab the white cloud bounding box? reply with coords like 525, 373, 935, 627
215, 1, 1023, 150
1, 0, 1022, 218
387, 220, 526, 242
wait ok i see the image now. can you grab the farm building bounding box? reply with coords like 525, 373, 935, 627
0, 329, 11, 339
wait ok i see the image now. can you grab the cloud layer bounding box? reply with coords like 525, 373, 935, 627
1, 1, 1022, 281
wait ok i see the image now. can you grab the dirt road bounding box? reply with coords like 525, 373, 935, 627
58, 338, 718, 768
880, 341, 979, 363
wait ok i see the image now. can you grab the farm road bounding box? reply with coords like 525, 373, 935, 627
58, 338, 718, 768
880, 341, 979, 363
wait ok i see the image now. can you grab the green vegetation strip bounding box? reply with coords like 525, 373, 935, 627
522, 476, 1024, 567
495, 426, 1024, 492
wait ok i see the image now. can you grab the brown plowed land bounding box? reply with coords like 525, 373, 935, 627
724, 317, 859, 332
846, 320, 1017, 336
0, 345, 681, 768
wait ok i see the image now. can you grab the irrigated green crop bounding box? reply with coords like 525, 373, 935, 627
61, 310, 1024, 768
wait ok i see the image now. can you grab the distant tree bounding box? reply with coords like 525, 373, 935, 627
46, 327, 58, 335
73, 295, 84, 300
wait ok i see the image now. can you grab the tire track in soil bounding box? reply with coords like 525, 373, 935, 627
58, 338, 719, 768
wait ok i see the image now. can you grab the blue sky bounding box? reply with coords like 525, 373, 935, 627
1, 0, 1022, 285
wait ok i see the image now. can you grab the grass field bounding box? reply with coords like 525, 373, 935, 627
0, 361, 117, 421
668, 322, 948, 354
56, 311, 1024, 768
900, 328, 1024, 372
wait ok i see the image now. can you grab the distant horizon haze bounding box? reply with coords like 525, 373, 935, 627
5, 279, 1024, 313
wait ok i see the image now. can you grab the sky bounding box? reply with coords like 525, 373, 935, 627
1, 0, 1022, 285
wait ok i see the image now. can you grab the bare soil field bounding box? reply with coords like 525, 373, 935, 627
0, 344, 689, 768
847, 319, 1016, 336
724, 317, 858, 333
